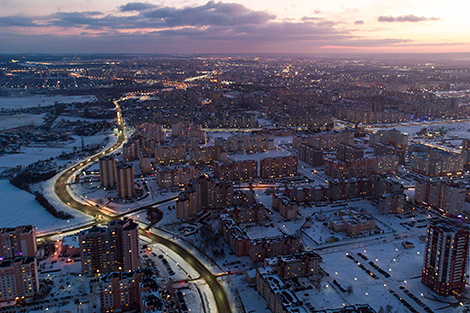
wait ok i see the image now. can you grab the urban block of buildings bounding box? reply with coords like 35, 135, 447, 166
0, 226, 38, 305
214, 133, 274, 152
411, 146, 463, 177
155, 165, 199, 188
278, 175, 405, 214
176, 175, 255, 220
415, 180, 466, 217
99, 268, 163, 313
260, 156, 298, 179
218, 214, 300, 262
79, 218, 140, 276
293, 130, 354, 150
213, 160, 258, 181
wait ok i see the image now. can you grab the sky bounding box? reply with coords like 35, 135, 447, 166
0, 0, 469, 54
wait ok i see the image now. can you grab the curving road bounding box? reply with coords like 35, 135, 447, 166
52, 98, 232, 313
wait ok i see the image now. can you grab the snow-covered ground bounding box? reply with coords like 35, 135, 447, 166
0, 180, 67, 231
318, 237, 464, 313
371, 120, 470, 153
229, 148, 292, 163
0, 95, 97, 109
0, 130, 114, 170
52, 115, 115, 128
0, 113, 45, 130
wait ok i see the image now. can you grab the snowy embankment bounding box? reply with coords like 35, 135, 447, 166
0, 95, 96, 109
0, 180, 90, 233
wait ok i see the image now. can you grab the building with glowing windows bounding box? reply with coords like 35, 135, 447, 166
0, 226, 37, 259
422, 220, 469, 295
79, 218, 139, 276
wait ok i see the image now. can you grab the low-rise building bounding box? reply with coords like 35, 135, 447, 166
56, 235, 80, 257
272, 194, 298, 219
256, 267, 306, 313
156, 165, 199, 188
213, 160, 258, 181
329, 208, 376, 235
264, 251, 321, 279
298, 144, 323, 166
260, 156, 297, 179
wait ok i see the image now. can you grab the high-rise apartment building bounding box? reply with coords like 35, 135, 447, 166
138, 150, 153, 174
422, 220, 469, 295
411, 150, 463, 177
116, 162, 135, 198
99, 155, 116, 187
108, 219, 140, 273
0, 226, 37, 259
122, 141, 139, 161
79, 218, 140, 276
79, 227, 114, 276
0, 257, 39, 304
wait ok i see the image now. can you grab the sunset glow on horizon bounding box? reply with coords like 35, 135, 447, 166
0, 0, 469, 54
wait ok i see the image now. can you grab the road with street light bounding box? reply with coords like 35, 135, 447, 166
51, 97, 232, 313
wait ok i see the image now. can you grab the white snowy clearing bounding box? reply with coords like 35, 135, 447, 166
0, 95, 97, 109
0, 114, 45, 130
0, 180, 67, 231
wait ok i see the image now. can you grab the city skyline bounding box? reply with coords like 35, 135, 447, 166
1, 0, 469, 54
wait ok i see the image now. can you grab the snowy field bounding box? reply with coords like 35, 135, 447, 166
53, 115, 115, 126
373, 120, 470, 138
0, 131, 114, 170
370, 120, 470, 154
318, 237, 465, 313
229, 148, 292, 162
0, 113, 45, 130
0, 180, 68, 232
0, 95, 97, 109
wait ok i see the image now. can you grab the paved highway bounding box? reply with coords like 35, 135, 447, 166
52, 98, 232, 313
